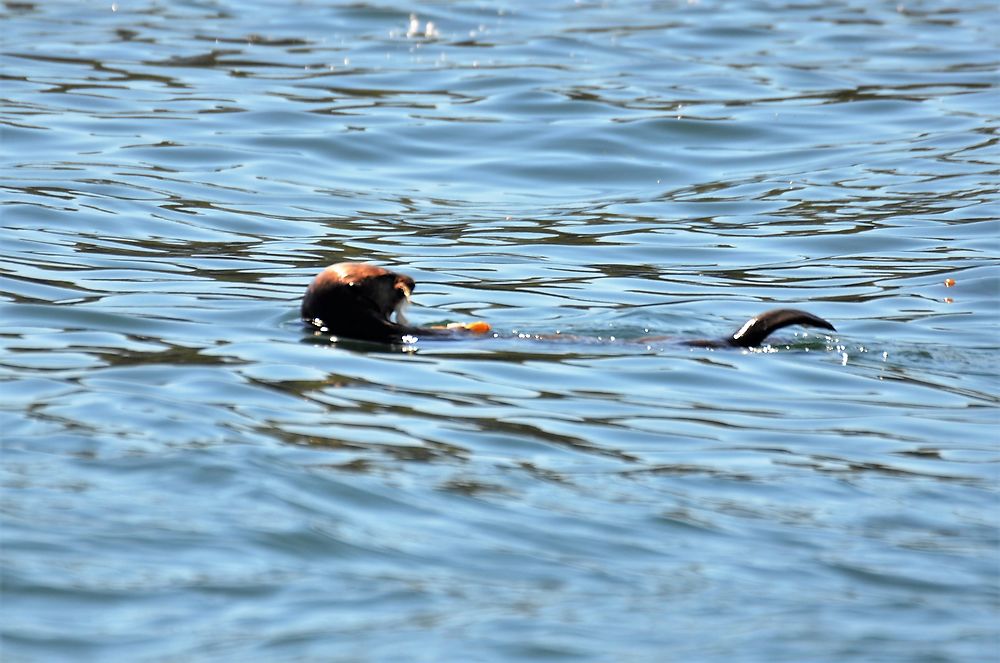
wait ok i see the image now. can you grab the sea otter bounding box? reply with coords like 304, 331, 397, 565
301, 262, 836, 348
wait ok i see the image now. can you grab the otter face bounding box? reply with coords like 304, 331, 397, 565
365, 271, 415, 323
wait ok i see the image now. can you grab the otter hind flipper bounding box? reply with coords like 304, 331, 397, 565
726, 308, 835, 348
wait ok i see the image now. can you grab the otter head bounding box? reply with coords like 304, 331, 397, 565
301, 262, 416, 340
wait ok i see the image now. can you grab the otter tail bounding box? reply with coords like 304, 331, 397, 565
686, 308, 835, 348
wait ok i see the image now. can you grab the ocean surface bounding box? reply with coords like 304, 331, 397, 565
2, 1, 998, 661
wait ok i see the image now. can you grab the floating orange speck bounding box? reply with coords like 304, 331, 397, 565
944, 297, 954, 304
944, 278, 956, 287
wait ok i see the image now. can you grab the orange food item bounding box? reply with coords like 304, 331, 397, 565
944, 278, 956, 287
463, 321, 492, 333
437, 321, 492, 333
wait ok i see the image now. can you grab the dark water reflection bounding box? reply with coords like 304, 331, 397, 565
2, 0, 999, 661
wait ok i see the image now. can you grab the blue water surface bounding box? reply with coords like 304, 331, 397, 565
2, 1, 998, 661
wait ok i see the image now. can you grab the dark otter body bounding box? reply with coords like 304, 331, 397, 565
300, 262, 445, 343
301, 262, 836, 348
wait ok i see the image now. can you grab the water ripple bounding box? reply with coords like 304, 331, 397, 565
2, 0, 998, 661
